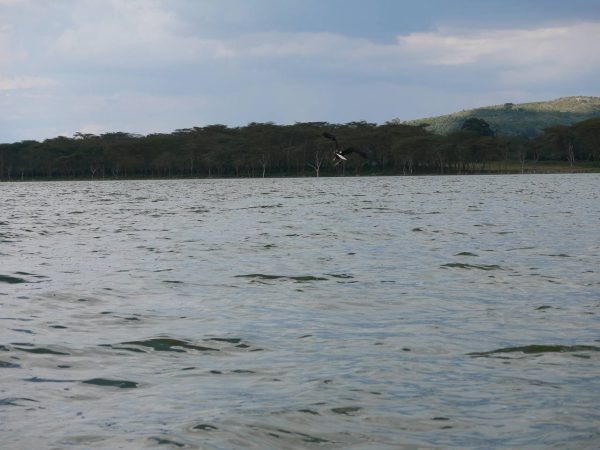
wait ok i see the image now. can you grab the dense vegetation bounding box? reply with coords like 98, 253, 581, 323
406, 96, 600, 137
1, 117, 599, 180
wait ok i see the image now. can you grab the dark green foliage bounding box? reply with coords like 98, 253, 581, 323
461, 118, 494, 136
1, 116, 599, 180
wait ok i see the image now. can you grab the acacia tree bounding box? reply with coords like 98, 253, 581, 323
4, 117, 597, 180
544, 125, 576, 166
573, 118, 600, 162
508, 136, 529, 174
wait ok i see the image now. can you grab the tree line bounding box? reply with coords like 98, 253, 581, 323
1, 118, 599, 180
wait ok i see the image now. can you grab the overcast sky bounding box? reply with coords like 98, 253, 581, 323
1, 0, 600, 142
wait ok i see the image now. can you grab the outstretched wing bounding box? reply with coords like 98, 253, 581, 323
322, 132, 339, 150
340, 147, 368, 159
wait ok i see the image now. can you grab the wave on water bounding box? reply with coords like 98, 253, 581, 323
468, 344, 600, 357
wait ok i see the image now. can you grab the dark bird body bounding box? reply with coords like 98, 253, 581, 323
322, 132, 367, 166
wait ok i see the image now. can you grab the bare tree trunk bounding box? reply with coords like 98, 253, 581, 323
260, 154, 268, 178
308, 150, 324, 177
567, 142, 575, 167
520, 158, 525, 174
518, 150, 525, 174
532, 151, 540, 173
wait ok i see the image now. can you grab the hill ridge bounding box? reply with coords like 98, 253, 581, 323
405, 96, 600, 136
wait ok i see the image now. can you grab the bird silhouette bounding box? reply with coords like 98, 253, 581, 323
322, 132, 367, 166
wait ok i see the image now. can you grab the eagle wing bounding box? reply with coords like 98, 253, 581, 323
321, 132, 339, 150
340, 147, 368, 159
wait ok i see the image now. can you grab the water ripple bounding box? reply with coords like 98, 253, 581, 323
1, 175, 599, 449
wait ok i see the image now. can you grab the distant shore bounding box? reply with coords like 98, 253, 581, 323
1, 161, 598, 182
2, 119, 599, 181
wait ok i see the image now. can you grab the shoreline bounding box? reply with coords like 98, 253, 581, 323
2, 164, 599, 183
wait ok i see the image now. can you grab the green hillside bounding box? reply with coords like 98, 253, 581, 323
405, 96, 600, 137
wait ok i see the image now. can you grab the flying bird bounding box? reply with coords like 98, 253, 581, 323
322, 132, 367, 166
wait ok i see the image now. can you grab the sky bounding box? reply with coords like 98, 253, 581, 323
1, 0, 600, 143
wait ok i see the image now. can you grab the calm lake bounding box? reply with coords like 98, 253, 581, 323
1, 175, 599, 449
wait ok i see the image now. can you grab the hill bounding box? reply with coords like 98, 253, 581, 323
405, 96, 600, 137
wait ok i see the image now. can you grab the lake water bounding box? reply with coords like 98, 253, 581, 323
1, 175, 599, 449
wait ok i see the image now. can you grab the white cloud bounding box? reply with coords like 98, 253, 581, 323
0, 75, 56, 90
397, 22, 600, 82
76, 123, 108, 135
48, 2, 398, 67
52, 0, 232, 66
0, 24, 26, 67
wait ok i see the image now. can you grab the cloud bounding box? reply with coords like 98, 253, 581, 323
1, 0, 599, 143
45, 2, 399, 68
52, 0, 233, 66
0, 24, 26, 68
231, 32, 372, 59
397, 22, 600, 83
75, 123, 109, 135
398, 27, 565, 65
211, 23, 600, 91
0, 76, 56, 90
42, 0, 600, 87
